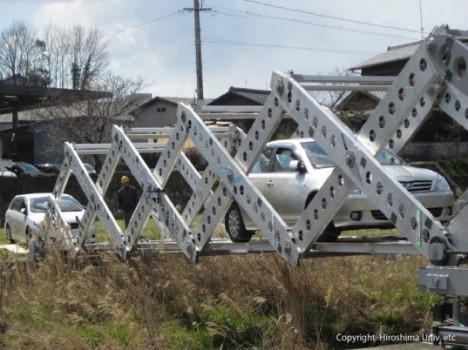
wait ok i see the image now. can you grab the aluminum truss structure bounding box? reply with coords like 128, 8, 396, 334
43, 25, 468, 345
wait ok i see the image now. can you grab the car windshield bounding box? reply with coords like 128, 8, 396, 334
301, 141, 336, 168
301, 141, 407, 168
30, 196, 83, 213
376, 148, 407, 165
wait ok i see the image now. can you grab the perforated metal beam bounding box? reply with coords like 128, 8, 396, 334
44, 25, 468, 270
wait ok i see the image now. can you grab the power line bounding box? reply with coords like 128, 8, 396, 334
104, 11, 182, 38
212, 8, 418, 41
101, 5, 418, 49
243, 0, 423, 34
203, 37, 379, 55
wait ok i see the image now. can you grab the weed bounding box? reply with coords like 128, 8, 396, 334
159, 321, 212, 349
0, 238, 439, 349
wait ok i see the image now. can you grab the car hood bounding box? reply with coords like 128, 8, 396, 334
383, 165, 437, 182
314, 164, 438, 181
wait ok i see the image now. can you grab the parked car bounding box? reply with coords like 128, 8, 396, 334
35, 163, 61, 174
4, 193, 96, 244
36, 163, 96, 175
7, 162, 46, 177
224, 138, 455, 242
83, 163, 97, 175
0, 166, 17, 177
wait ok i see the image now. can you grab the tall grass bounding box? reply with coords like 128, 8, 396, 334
0, 246, 436, 349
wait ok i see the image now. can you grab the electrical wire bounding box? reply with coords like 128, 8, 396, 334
93, 4, 413, 61
203, 37, 378, 55
104, 11, 182, 38
243, 0, 423, 34
212, 8, 418, 41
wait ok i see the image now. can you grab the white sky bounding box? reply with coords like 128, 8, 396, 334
1, 0, 468, 99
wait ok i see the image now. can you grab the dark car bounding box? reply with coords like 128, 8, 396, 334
35, 163, 61, 174
7, 162, 46, 177
36, 163, 96, 175
83, 163, 97, 175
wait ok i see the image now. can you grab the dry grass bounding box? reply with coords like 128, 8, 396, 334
0, 246, 436, 349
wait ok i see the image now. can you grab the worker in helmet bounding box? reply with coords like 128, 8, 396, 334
117, 175, 139, 228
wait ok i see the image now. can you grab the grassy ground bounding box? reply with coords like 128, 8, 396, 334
0, 223, 438, 349
1, 157, 462, 348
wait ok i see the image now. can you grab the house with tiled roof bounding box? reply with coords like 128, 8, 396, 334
339, 41, 468, 160
349, 41, 420, 76
132, 87, 270, 128
337, 41, 421, 115
131, 96, 197, 127
209, 87, 270, 106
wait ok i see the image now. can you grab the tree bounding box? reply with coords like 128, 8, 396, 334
310, 67, 374, 133
42, 24, 110, 89
41, 22, 67, 88
0, 21, 110, 89
66, 26, 109, 90
35, 73, 145, 169
0, 20, 39, 84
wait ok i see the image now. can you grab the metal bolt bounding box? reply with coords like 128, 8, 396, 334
345, 150, 356, 168
284, 242, 292, 257
276, 79, 284, 96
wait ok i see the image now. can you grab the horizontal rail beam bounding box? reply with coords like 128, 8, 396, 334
292, 74, 396, 84
57, 237, 418, 257
195, 105, 263, 113
300, 84, 390, 91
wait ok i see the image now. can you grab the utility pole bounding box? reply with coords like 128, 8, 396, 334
184, 0, 211, 102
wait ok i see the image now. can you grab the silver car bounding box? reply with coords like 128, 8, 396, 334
224, 139, 455, 242
4, 193, 96, 244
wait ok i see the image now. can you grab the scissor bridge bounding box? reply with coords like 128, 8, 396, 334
48, 123, 420, 260
40, 25, 468, 346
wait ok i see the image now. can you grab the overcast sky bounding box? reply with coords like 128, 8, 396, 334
1, 0, 468, 99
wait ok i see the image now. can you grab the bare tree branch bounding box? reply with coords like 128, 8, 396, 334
35, 73, 145, 168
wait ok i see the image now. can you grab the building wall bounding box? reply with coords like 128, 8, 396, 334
134, 101, 179, 127
33, 129, 60, 164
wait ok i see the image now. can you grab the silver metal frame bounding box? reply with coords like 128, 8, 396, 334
45, 27, 468, 328
46, 25, 468, 263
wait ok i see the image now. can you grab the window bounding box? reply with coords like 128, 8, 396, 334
59, 197, 83, 212
30, 198, 49, 213
10, 198, 22, 211
251, 147, 274, 173
156, 107, 167, 113
301, 141, 335, 169
272, 148, 298, 172
19, 201, 27, 213
376, 148, 406, 166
